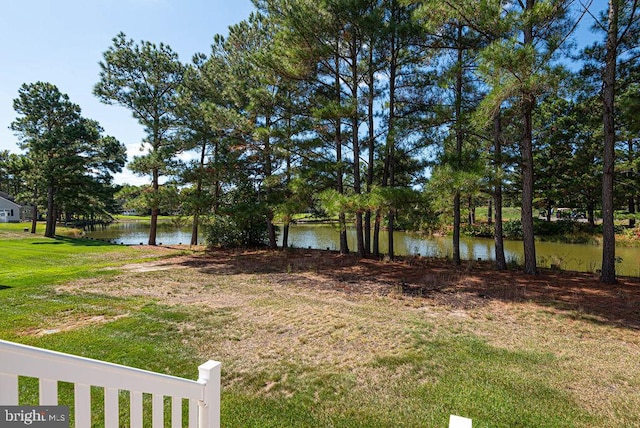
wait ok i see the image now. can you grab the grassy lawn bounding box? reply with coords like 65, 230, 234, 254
474, 206, 523, 222
2, 223, 639, 427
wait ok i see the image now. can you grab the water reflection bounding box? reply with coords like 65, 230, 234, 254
87, 221, 640, 277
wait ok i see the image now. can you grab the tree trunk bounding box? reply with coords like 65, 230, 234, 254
386, 7, 398, 260
493, 112, 507, 270
628, 139, 636, 228
339, 213, 349, 254
282, 223, 289, 249
365, 38, 376, 256
191, 140, 208, 246
521, 100, 537, 274
51, 206, 58, 237
350, 35, 365, 258
267, 216, 277, 250
373, 208, 381, 257
264, 116, 277, 250
453, 23, 464, 266
601, 0, 618, 284
355, 213, 365, 257
521, 0, 537, 275
453, 192, 461, 264
364, 211, 372, 254
494, 190, 507, 270
335, 45, 349, 255
149, 167, 159, 245
30, 188, 38, 234
31, 207, 38, 234
388, 210, 395, 259
45, 183, 55, 238
191, 212, 200, 246
470, 201, 476, 224
487, 199, 493, 225
283, 127, 293, 251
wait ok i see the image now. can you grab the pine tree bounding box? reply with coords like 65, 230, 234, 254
94, 33, 184, 246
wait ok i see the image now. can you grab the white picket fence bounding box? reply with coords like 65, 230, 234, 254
0, 339, 221, 428
0, 339, 473, 427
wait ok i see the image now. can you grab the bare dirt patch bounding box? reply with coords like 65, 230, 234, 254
116, 258, 191, 273
20, 314, 129, 337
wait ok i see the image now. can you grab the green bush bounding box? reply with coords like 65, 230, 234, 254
592, 223, 627, 235
203, 213, 269, 248
533, 219, 577, 236
503, 220, 523, 238
462, 223, 494, 238
462, 219, 605, 242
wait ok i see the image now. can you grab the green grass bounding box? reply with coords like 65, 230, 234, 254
1, 225, 204, 425
0, 221, 83, 237
0, 223, 185, 340
1, 224, 637, 427
2, 233, 145, 289
219, 336, 595, 427
474, 206, 522, 222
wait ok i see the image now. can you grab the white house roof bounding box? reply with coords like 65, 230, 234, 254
0, 195, 22, 209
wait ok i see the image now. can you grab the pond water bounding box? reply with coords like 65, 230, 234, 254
86, 221, 640, 277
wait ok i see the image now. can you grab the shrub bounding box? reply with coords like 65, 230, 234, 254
203, 212, 269, 248
503, 220, 523, 238
462, 223, 494, 238
533, 219, 577, 236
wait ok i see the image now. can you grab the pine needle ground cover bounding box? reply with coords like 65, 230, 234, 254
2, 227, 639, 427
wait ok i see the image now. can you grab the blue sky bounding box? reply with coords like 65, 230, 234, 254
1, 0, 606, 186
0, 0, 255, 185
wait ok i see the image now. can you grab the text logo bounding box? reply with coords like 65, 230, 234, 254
0, 407, 68, 428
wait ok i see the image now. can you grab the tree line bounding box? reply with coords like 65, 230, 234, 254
2, 0, 638, 284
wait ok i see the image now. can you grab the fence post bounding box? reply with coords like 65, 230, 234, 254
449, 414, 472, 428
198, 360, 221, 428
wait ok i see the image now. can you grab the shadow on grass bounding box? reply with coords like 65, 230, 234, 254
0, 285, 12, 290
175, 248, 640, 331
30, 236, 117, 247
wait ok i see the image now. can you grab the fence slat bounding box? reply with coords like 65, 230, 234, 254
0, 373, 19, 404
189, 399, 198, 428
131, 391, 143, 428
74, 383, 91, 428
104, 387, 119, 428
152, 393, 163, 428
172, 396, 182, 428
39, 378, 58, 405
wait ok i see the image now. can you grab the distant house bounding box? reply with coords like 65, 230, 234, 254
0, 194, 23, 223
